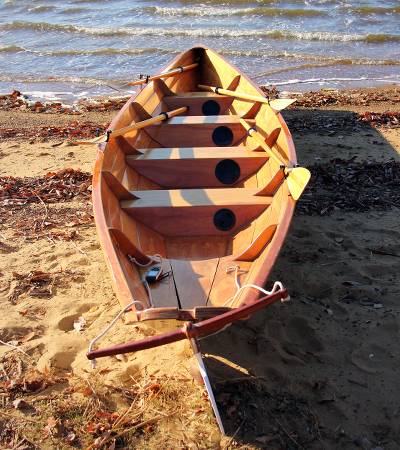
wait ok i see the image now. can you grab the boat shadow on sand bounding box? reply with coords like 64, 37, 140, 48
199, 108, 400, 449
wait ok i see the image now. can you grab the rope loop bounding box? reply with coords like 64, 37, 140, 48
223, 264, 286, 307
88, 299, 146, 368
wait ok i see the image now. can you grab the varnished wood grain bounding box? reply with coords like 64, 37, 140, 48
234, 224, 277, 262
170, 258, 220, 308
91, 45, 300, 322
126, 147, 268, 188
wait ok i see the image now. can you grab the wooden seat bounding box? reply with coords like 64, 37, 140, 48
126, 147, 268, 188
163, 92, 233, 116
121, 188, 272, 236
145, 115, 253, 147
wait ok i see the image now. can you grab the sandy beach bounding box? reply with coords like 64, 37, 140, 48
0, 85, 399, 449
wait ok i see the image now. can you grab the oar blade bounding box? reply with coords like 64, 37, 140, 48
194, 351, 225, 435
269, 98, 296, 112
68, 134, 108, 146
287, 167, 311, 201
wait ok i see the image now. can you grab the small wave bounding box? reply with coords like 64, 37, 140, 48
21, 47, 170, 57
265, 75, 400, 87
0, 74, 128, 86
59, 7, 89, 14
2, 44, 398, 69
349, 6, 400, 15
222, 49, 400, 66
253, 59, 400, 78
3, 21, 399, 43
27, 5, 55, 13
0, 45, 26, 53
142, 6, 325, 17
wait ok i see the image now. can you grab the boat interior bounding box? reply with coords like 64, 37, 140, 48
93, 46, 297, 322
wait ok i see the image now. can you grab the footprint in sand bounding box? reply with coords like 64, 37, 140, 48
350, 342, 392, 374
57, 304, 94, 332
286, 316, 324, 353
0, 326, 38, 343
291, 228, 311, 239
361, 263, 397, 279
0, 241, 17, 254
37, 340, 85, 371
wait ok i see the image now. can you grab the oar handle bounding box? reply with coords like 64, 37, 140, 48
128, 63, 199, 87
111, 107, 188, 139
198, 84, 270, 105
87, 288, 288, 359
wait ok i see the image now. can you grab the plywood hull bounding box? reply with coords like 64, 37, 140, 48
92, 46, 300, 333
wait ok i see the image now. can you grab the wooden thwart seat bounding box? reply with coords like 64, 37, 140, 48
163, 92, 233, 116
152, 115, 251, 126
145, 115, 253, 147
127, 146, 259, 161
126, 147, 268, 188
121, 188, 271, 208
120, 188, 272, 236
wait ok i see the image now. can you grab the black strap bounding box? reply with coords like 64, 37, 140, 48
145, 75, 150, 84
247, 127, 256, 136
177, 66, 184, 73
215, 86, 221, 95
160, 112, 169, 120
105, 130, 112, 142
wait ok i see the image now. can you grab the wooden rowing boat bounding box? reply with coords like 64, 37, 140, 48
87, 45, 310, 360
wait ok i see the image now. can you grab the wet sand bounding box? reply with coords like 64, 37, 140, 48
0, 85, 399, 449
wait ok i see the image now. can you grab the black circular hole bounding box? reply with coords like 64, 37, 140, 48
215, 159, 241, 185
202, 100, 221, 116
212, 126, 234, 147
213, 209, 236, 231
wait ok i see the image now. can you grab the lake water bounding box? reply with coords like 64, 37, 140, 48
0, 0, 399, 103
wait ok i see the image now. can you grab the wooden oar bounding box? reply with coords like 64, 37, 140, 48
69, 106, 188, 145
198, 84, 296, 112
240, 119, 310, 200
127, 63, 198, 87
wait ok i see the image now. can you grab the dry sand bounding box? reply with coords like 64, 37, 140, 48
0, 86, 399, 449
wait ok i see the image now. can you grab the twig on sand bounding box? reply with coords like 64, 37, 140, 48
222, 417, 246, 449
368, 247, 400, 258
0, 339, 31, 358
35, 194, 49, 227
87, 413, 175, 450
274, 416, 305, 450
71, 240, 87, 256
215, 376, 264, 386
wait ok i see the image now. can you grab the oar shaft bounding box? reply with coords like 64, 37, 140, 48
111, 106, 188, 138
128, 63, 199, 87
240, 119, 285, 167
198, 84, 270, 105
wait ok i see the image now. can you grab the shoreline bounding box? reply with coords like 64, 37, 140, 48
1, 82, 399, 113
1, 84, 400, 448
0, 84, 399, 144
